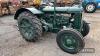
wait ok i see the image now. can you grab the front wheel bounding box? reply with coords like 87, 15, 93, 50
81, 20, 90, 37
56, 29, 85, 54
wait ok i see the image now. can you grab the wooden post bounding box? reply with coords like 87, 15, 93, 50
0, 0, 3, 16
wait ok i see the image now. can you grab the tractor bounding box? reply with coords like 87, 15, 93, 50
14, 0, 90, 54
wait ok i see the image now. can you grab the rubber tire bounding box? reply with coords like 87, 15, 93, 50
18, 11, 42, 42
56, 28, 85, 54
81, 20, 90, 37
84, 3, 96, 13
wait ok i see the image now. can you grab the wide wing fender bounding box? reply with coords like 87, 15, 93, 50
14, 7, 43, 20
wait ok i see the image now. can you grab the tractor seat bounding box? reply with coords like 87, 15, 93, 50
42, 5, 83, 13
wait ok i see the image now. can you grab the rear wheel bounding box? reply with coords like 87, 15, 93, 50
18, 11, 42, 42
56, 29, 85, 54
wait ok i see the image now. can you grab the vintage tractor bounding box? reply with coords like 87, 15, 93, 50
14, 0, 90, 54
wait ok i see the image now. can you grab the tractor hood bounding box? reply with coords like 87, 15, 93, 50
42, 5, 83, 13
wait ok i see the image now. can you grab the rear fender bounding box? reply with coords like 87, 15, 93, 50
14, 7, 43, 20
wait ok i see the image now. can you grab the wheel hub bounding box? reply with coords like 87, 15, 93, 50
86, 4, 95, 11
62, 34, 77, 49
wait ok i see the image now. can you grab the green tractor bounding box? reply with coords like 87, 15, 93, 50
14, 0, 90, 54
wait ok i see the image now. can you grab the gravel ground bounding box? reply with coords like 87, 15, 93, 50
0, 10, 100, 56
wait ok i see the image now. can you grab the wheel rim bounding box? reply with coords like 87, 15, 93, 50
19, 18, 35, 39
86, 4, 95, 12
61, 34, 78, 50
